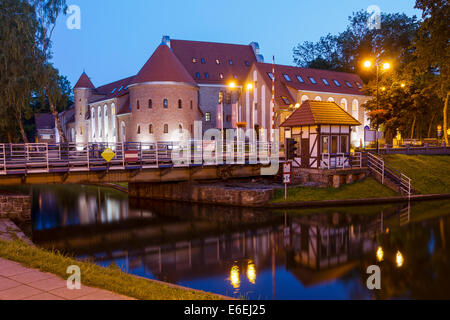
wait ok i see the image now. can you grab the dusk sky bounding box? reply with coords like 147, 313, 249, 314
51, 0, 421, 88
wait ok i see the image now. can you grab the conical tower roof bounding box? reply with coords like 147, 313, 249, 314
132, 45, 196, 85
74, 72, 95, 89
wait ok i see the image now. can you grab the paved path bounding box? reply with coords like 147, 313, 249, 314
0, 258, 134, 300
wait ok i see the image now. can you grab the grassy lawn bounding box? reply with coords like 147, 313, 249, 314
0, 239, 223, 300
385, 154, 450, 194
272, 177, 397, 203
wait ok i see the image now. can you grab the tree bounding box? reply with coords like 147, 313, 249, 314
32, 0, 68, 142
0, 0, 38, 143
414, 0, 450, 144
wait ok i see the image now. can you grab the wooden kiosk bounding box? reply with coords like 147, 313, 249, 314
280, 101, 361, 169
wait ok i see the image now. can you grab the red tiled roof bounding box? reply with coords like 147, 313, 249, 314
132, 45, 196, 86
117, 96, 131, 115
74, 72, 95, 89
280, 101, 361, 127
171, 39, 257, 85
255, 63, 365, 103
89, 76, 135, 104
35, 113, 55, 130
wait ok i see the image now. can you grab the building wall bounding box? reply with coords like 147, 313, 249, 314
128, 82, 202, 142
74, 88, 92, 144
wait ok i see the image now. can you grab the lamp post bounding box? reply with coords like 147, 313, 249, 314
364, 60, 391, 153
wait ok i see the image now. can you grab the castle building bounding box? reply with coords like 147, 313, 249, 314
70, 36, 370, 147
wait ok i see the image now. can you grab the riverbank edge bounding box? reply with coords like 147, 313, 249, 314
0, 238, 230, 301
0, 219, 229, 300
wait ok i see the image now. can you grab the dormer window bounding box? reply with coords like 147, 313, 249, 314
245, 61, 250, 66
267, 72, 274, 80
219, 73, 224, 79
201, 58, 206, 64
308, 77, 317, 84
296, 75, 305, 83
192, 58, 197, 63
322, 78, 330, 86
118, 85, 123, 92
333, 80, 341, 87
111, 88, 116, 94
216, 59, 220, 64
229, 60, 233, 65
283, 74, 292, 82
281, 96, 291, 105
204, 73, 209, 78
195, 72, 200, 78
345, 81, 353, 88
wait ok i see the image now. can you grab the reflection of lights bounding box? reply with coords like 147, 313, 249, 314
230, 265, 240, 289
247, 261, 256, 284
376, 246, 384, 262
396, 251, 404, 268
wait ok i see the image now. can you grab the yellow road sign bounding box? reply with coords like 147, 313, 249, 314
101, 148, 116, 162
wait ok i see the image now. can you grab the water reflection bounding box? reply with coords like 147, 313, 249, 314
23, 185, 450, 300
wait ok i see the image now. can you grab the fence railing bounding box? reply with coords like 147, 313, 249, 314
367, 152, 412, 197
320, 152, 363, 170
0, 141, 277, 175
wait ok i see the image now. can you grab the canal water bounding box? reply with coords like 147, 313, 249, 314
7, 185, 450, 300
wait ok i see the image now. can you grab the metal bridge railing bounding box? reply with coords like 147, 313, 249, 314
0, 141, 277, 175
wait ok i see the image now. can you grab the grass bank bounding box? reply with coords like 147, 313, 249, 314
0, 239, 223, 300
385, 154, 450, 194
272, 177, 396, 203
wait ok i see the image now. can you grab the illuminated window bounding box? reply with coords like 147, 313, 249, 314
118, 86, 123, 92
229, 60, 233, 65
296, 75, 305, 83
111, 88, 116, 94
283, 74, 292, 82
195, 72, 200, 78
204, 73, 209, 78
163, 99, 168, 109
333, 80, 341, 87
322, 78, 330, 86
219, 73, 224, 79
245, 61, 250, 66
205, 112, 211, 122
281, 96, 291, 105
308, 77, 317, 84
314, 96, 322, 101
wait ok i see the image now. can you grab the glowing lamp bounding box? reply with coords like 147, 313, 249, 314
382, 62, 391, 70
363, 60, 372, 68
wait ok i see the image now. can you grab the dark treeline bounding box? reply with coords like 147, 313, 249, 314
0, 0, 72, 143
293, 0, 449, 144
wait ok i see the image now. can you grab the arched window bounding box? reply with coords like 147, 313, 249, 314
178, 99, 182, 109
340, 98, 348, 111
137, 125, 141, 134
301, 95, 309, 103
91, 108, 96, 138
163, 99, 168, 109
149, 124, 153, 134
71, 128, 75, 142
98, 107, 102, 137
163, 124, 168, 133
314, 96, 322, 101
190, 101, 193, 109
121, 121, 126, 142
179, 124, 183, 133
148, 99, 152, 108
111, 104, 116, 137
352, 99, 359, 118
104, 105, 109, 138
327, 97, 335, 102
137, 100, 140, 110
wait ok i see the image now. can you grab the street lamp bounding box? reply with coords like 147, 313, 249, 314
363, 58, 392, 153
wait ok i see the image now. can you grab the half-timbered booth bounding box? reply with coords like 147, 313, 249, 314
280, 101, 361, 169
